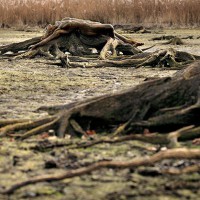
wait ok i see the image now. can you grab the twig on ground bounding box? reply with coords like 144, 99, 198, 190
1, 148, 200, 195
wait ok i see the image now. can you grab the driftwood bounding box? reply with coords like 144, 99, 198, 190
0, 18, 199, 140
0, 33, 142, 68
114, 25, 151, 34
151, 35, 177, 41
0, 19, 200, 196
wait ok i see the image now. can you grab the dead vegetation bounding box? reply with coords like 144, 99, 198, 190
0, 16, 200, 198
0, 0, 199, 27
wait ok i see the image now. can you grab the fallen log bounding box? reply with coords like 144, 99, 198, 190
0, 36, 41, 54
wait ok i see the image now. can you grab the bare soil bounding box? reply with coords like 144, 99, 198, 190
0, 28, 200, 200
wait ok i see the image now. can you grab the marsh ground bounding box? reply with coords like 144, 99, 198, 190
0, 28, 200, 200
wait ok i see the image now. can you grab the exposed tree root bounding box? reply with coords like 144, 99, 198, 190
192, 138, 200, 144
0, 115, 58, 138
0, 119, 29, 127
32, 125, 200, 153
151, 35, 176, 41
151, 35, 193, 41
1, 148, 200, 195
162, 37, 184, 45
0, 36, 41, 54
76, 125, 195, 149
0, 18, 197, 69
1, 61, 200, 140
58, 48, 196, 69
0, 18, 145, 66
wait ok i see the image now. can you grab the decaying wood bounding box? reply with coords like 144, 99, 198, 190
0, 18, 198, 69
151, 35, 176, 41
69, 125, 198, 149
161, 164, 200, 175
115, 25, 151, 34
151, 35, 194, 41
163, 37, 184, 45
0, 18, 145, 67
0, 36, 41, 54
1, 19, 200, 196
1, 61, 200, 142
1, 148, 200, 195
32, 125, 195, 152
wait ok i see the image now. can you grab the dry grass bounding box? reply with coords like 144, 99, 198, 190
0, 0, 199, 27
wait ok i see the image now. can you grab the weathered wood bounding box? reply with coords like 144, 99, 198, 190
0, 36, 41, 54
163, 37, 184, 45
1, 61, 200, 139
0, 18, 144, 63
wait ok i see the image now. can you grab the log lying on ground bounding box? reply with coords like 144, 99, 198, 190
1, 61, 200, 141
74, 48, 197, 68
151, 35, 177, 41
114, 25, 151, 34
0, 37, 41, 54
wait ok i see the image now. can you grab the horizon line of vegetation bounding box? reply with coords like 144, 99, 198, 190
0, 0, 199, 28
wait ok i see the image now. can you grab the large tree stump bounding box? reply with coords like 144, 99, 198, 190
1, 18, 198, 68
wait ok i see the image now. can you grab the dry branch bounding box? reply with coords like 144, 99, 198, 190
1, 148, 200, 195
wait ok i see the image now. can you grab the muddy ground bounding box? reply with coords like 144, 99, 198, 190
0, 28, 200, 200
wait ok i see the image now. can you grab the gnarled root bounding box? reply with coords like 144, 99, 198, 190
0, 115, 59, 139
0, 109, 87, 139
14, 42, 70, 68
